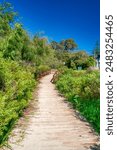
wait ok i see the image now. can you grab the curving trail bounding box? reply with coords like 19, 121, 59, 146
4, 73, 99, 150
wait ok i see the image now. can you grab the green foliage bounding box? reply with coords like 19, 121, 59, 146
33, 36, 47, 56
38, 65, 50, 73
3, 23, 24, 60
85, 56, 96, 68
0, 58, 36, 144
34, 65, 50, 78
51, 38, 77, 51
55, 68, 100, 133
65, 51, 95, 69
60, 39, 77, 51
0, 70, 5, 91
56, 68, 100, 100
74, 97, 100, 133
93, 41, 100, 58
0, 2, 16, 37
51, 41, 64, 51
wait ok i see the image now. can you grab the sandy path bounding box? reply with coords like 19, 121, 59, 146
3, 73, 99, 150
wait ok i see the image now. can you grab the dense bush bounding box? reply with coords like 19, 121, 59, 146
38, 65, 50, 74
56, 69, 99, 99
75, 98, 100, 133
55, 68, 100, 133
65, 51, 96, 69
0, 57, 36, 144
35, 65, 50, 78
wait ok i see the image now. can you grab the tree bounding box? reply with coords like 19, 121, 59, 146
3, 23, 28, 60
73, 51, 88, 68
65, 51, 95, 69
51, 41, 64, 51
33, 35, 45, 56
93, 41, 100, 59
93, 41, 100, 68
60, 38, 77, 51
0, 2, 16, 37
21, 30, 35, 62
85, 56, 96, 68
51, 38, 77, 51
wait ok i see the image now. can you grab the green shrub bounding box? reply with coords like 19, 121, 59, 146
0, 70, 5, 91
38, 65, 50, 74
0, 58, 36, 144
34, 65, 50, 78
56, 69, 99, 100
55, 68, 100, 133
73, 96, 100, 133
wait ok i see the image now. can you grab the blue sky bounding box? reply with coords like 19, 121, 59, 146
2, 0, 100, 54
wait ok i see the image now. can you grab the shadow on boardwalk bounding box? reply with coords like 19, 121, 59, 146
90, 144, 100, 150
